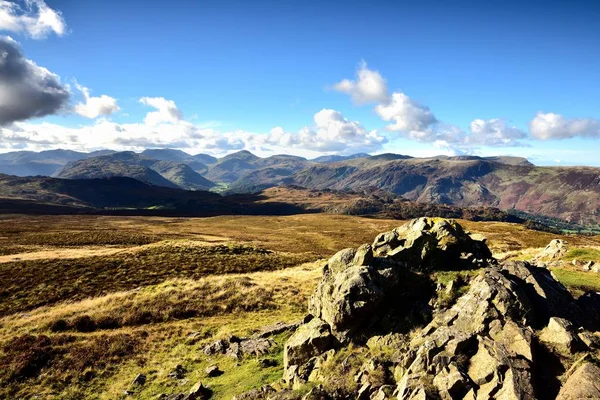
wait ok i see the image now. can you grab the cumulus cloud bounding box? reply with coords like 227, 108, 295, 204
0, 0, 66, 39
375, 92, 438, 133
0, 36, 70, 125
333, 61, 389, 105
140, 97, 183, 126
334, 62, 533, 151
468, 119, 527, 146
529, 112, 600, 140
263, 109, 387, 152
74, 83, 119, 119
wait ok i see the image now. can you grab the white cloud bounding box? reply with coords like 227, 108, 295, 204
0, 0, 66, 39
375, 92, 438, 133
468, 118, 527, 146
333, 61, 389, 104
262, 109, 387, 152
0, 106, 387, 157
334, 62, 532, 151
74, 83, 119, 119
529, 112, 600, 140
140, 97, 183, 126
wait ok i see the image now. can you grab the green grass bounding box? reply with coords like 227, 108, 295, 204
552, 268, 600, 294
433, 269, 482, 286
563, 248, 600, 262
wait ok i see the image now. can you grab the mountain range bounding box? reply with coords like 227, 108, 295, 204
0, 148, 599, 226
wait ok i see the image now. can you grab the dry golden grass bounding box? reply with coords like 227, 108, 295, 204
0, 263, 322, 399
1, 213, 599, 399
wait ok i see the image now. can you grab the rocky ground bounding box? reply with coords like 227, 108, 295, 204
224, 218, 600, 400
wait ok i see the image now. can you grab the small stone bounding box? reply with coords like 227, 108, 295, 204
189, 381, 211, 399
132, 373, 146, 386
168, 364, 187, 379
258, 358, 278, 368
205, 364, 223, 377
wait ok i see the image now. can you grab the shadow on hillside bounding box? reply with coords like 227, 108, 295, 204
0, 194, 315, 218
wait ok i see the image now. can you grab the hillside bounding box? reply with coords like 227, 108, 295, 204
0, 149, 115, 177
56, 152, 215, 190
2, 149, 600, 226
204, 151, 310, 186
292, 157, 600, 225
56, 157, 179, 189
145, 161, 215, 191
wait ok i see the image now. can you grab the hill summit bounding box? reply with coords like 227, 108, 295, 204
218, 218, 600, 400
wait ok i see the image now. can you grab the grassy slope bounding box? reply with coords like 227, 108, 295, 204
1, 214, 600, 399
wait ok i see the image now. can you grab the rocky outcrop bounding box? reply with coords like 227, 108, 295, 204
536, 239, 568, 261
203, 336, 274, 359
275, 218, 600, 400
371, 218, 492, 268
397, 264, 539, 399
307, 218, 492, 344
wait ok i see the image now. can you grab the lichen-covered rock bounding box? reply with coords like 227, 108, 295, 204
308, 264, 391, 341
396, 266, 538, 400
373, 218, 492, 269
283, 318, 334, 371
556, 362, 600, 400
307, 218, 493, 343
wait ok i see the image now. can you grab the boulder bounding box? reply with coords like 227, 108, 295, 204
539, 317, 584, 353
168, 365, 187, 379
188, 382, 211, 400
536, 239, 568, 261
132, 373, 146, 386
582, 261, 594, 271
283, 318, 334, 370
308, 264, 389, 341
576, 291, 600, 331
205, 365, 222, 377
376, 218, 492, 269
556, 362, 600, 400
308, 218, 493, 342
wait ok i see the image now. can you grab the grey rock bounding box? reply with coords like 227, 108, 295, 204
284, 318, 333, 370
536, 239, 568, 261
168, 364, 187, 379
556, 362, 600, 400
205, 364, 222, 377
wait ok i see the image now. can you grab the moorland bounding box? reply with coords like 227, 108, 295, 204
1, 213, 600, 399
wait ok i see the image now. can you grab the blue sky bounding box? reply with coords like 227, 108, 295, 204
0, 0, 599, 165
